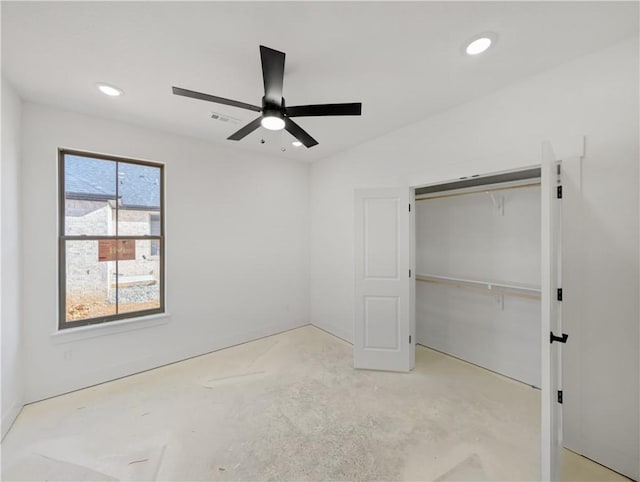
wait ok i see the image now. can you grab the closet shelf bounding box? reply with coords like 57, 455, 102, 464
416, 273, 541, 300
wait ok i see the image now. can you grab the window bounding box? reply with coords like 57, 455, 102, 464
59, 149, 164, 329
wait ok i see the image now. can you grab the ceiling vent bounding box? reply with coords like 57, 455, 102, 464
210, 112, 240, 124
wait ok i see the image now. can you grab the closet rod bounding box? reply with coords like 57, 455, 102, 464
416, 274, 541, 300
415, 181, 541, 202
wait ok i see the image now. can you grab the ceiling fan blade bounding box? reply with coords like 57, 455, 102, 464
227, 117, 263, 141
172, 87, 261, 112
285, 103, 362, 117
259, 46, 285, 106
284, 118, 318, 148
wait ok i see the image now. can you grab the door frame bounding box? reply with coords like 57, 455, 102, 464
408, 162, 556, 479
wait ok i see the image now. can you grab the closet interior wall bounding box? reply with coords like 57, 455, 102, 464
415, 181, 542, 386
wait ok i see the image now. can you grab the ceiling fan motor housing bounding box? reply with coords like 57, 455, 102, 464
262, 96, 284, 118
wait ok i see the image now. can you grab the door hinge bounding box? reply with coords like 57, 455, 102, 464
557, 288, 563, 301
557, 185, 563, 199
557, 390, 563, 404
409, 269, 412, 278
550, 332, 569, 344
409, 335, 412, 344
409, 203, 411, 212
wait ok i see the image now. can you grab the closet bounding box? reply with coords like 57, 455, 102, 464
415, 169, 542, 387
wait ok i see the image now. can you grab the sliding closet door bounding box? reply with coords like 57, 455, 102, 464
541, 141, 563, 481
354, 188, 414, 371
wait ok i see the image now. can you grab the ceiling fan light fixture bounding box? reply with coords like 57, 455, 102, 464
292, 141, 303, 147
260, 109, 284, 131
261, 115, 285, 130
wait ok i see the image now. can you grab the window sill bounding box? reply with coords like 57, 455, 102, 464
50, 312, 170, 344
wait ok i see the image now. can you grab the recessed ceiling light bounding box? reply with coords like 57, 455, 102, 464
96, 83, 123, 97
464, 33, 497, 56
292, 141, 303, 147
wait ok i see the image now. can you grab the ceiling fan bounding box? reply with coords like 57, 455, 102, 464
172, 45, 362, 148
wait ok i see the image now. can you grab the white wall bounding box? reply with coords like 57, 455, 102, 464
310, 37, 638, 479
20, 102, 310, 403
1, 80, 23, 437
415, 185, 541, 386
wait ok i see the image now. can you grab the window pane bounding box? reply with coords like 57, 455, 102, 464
116, 239, 161, 314
150, 214, 160, 256
117, 209, 161, 237
65, 240, 116, 322
117, 163, 161, 236
64, 155, 117, 236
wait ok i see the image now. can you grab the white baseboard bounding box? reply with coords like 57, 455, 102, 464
310, 320, 353, 345
1, 400, 23, 440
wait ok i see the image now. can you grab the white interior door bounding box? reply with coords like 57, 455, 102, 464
354, 188, 414, 371
541, 141, 564, 481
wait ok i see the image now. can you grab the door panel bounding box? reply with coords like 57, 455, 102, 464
354, 188, 413, 371
364, 197, 399, 278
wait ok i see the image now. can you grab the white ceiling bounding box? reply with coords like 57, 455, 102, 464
2, 1, 638, 162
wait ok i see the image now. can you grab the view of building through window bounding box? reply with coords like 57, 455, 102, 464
60, 151, 164, 327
